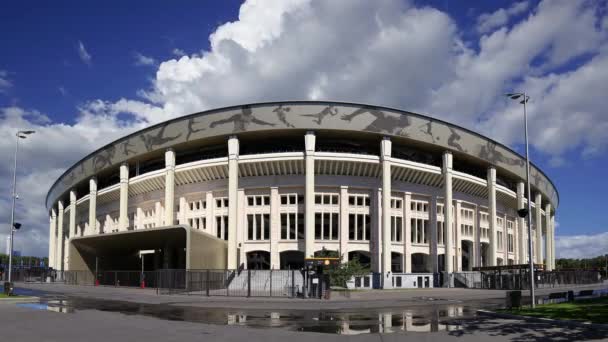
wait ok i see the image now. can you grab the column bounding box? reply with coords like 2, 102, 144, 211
66, 190, 76, 270
516, 182, 525, 263
89, 178, 97, 235
551, 214, 556, 270
164, 149, 176, 226
371, 189, 381, 273
69, 190, 77, 237
535, 193, 542, 264
473, 205, 479, 269
57, 201, 64, 271
381, 138, 392, 288
404, 192, 412, 273
545, 203, 553, 271
429, 195, 438, 273
179, 197, 187, 225
455, 201, 462, 271
487, 167, 497, 266
119, 163, 129, 231
270, 187, 280, 269
442, 152, 454, 276
155, 202, 163, 227
503, 213, 508, 264
339, 186, 349, 263
136, 207, 143, 229
304, 132, 316, 258
237, 189, 246, 267
49, 210, 57, 268
227, 136, 239, 269
206, 192, 214, 234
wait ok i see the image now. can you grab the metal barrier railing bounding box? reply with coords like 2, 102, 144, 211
452, 270, 602, 290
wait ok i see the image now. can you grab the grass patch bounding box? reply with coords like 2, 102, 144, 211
0, 293, 18, 299
499, 296, 608, 324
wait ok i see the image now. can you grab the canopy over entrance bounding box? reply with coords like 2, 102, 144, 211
68, 225, 227, 272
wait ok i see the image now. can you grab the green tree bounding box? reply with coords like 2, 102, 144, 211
326, 258, 369, 288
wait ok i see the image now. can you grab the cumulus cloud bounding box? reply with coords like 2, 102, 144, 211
172, 48, 186, 57
77, 40, 92, 65
556, 232, 608, 259
0, 70, 12, 93
1, 0, 608, 256
133, 52, 156, 66
477, 1, 529, 34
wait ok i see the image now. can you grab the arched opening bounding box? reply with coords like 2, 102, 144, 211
348, 251, 371, 268
280, 250, 304, 270
391, 252, 403, 273
461, 240, 473, 271
246, 251, 270, 270
411, 253, 429, 273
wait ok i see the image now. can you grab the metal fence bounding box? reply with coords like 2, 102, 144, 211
454, 270, 602, 290
0, 267, 55, 283
158, 269, 303, 297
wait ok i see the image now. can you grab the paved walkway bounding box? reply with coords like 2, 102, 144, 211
15, 281, 608, 310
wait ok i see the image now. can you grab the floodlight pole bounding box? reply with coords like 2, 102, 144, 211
8, 133, 20, 283
8, 130, 34, 284
507, 92, 536, 308
522, 93, 536, 308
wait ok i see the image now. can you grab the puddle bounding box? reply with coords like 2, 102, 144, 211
14, 296, 501, 334
16, 302, 74, 313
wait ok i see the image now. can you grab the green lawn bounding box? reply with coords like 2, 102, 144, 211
499, 296, 608, 324
0, 293, 15, 299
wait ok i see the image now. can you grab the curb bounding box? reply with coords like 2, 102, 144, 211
476, 309, 608, 330
0, 296, 40, 304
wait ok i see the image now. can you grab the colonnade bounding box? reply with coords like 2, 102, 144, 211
48, 133, 557, 281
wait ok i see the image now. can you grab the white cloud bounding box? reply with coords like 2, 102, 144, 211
77, 40, 92, 65
133, 52, 156, 66
172, 48, 186, 57
58, 86, 67, 96
477, 1, 529, 34
556, 232, 608, 259
0, 70, 12, 93
1, 0, 608, 256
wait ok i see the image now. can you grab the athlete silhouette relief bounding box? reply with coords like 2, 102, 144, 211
447, 127, 466, 152
140, 125, 182, 152
479, 141, 523, 167
300, 105, 339, 125
341, 107, 411, 136
121, 140, 137, 156
186, 117, 206, 141
419, 120, 440, 142
93, 145, 117, 171
272, 105, 294, 128
210, 106, 275, 133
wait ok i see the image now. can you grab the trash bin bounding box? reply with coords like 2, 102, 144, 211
3, 282, 13, 296
506, 290, 522, 309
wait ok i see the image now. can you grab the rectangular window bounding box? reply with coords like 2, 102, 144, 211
216, 216, 228, 240
280, 213, 288, 239
247, 213, 270, 240
391, 216, 403, 242
315, 213, 322, 239
297, 213, 305, 240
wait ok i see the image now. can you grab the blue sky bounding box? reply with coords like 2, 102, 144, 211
0, 0, 607, 257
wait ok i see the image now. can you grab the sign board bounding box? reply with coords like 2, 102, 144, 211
312, 278, 319, 284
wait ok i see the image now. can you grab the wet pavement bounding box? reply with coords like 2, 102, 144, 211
11, 286, 505, 335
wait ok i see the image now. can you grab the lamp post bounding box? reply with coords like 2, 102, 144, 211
506, 92, 535, 308
8, 130, 35, 286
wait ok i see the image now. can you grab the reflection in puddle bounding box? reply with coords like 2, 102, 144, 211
16, 303, 74, 313
15, 297, 497, 335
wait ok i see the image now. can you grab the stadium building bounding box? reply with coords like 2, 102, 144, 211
46, 101, 557, 288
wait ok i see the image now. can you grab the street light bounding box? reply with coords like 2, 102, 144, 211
7, 130, 35, 289
506, 92, 536, 308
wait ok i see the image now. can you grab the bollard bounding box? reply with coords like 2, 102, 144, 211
141, 280, 146, 289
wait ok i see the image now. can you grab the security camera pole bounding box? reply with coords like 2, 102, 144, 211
506, 93, 535, 308
7, 130, 35, 286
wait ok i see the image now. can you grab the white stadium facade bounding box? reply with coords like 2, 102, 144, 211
46, 101, 557, 289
